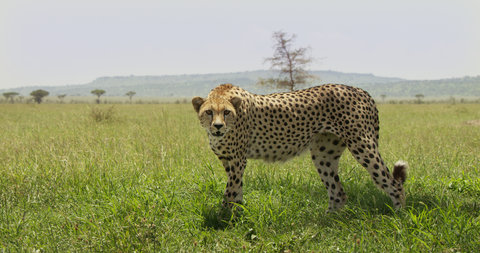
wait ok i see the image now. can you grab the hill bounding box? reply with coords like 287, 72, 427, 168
358, 76, 480, 98
1, 70, 479, 99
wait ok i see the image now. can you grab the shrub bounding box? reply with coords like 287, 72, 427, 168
90, 106, 116, 122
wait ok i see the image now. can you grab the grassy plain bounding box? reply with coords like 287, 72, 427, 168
0, 103, 479, 252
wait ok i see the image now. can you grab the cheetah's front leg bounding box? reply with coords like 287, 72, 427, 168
220, 157, 247, 208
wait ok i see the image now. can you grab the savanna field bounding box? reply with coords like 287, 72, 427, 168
0, 103, 479, 252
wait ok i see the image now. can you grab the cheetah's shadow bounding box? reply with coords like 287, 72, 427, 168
200, 203, 243, 230
199, 176, 477, 230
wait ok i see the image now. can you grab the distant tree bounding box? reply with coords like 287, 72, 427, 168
380, 94, 387, 103
449, 96, 456, 105
91, 89, 106, 104
57, 94, 67, 103
415, 94, 425, 104
125, 91, 136, 103
3, 92, 19, 103
30, 89, 49, 104
258, 30, 316, 91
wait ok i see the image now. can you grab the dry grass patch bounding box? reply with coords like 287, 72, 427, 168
464, 119, 480, 126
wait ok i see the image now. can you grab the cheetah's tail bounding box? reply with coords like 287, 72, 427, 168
393, 160, 408, 184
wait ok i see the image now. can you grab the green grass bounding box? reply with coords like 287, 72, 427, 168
0, 103, 479, 252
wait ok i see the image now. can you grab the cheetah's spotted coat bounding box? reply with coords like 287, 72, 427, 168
192, 84, 407, 212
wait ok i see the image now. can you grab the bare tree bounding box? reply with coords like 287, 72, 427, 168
258, 31, 316, 91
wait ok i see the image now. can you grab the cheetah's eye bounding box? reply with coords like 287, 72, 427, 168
224, 110, 231, 116
205, 110, 213, 115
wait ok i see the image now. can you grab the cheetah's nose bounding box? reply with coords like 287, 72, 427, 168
213, 123, 224, 130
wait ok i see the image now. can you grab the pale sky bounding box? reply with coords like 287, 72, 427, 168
1, 0, 479, 89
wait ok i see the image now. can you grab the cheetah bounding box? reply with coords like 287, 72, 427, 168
192, 83, 407, 212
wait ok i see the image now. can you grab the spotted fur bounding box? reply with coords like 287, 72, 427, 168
192, 83, 408, 211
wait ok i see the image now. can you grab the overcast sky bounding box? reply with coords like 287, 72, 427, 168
1, 0, 479, 89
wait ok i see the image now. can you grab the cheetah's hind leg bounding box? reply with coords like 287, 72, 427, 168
347, 137, 408, 209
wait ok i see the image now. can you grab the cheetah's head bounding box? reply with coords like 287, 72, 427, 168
191, 95, 242, 137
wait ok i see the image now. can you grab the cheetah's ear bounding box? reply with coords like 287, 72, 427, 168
230, 96, 242, 111
192, 97, 205, 113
